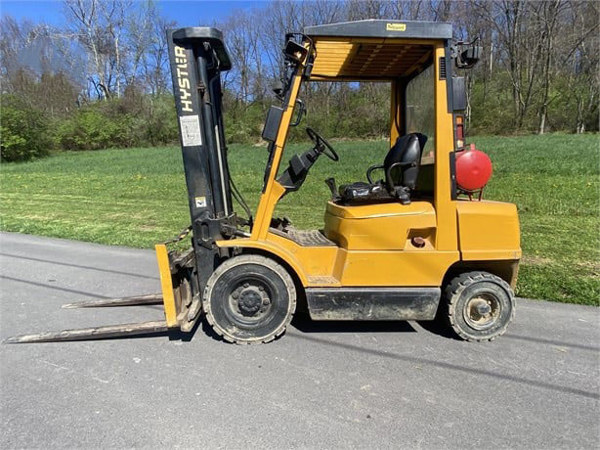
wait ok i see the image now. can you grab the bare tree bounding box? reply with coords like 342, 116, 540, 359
63, 0, 135, 99
124, 0, 173, 95
562, 0, 599, 133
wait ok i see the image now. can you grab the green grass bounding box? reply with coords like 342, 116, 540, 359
1, 134, 598, 305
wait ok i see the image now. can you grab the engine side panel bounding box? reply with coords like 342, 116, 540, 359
323, 201, 437, 250
456, 200, 521, 260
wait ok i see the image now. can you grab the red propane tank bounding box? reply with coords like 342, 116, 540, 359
455, 146, 493, 191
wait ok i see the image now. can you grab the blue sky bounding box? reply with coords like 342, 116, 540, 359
0, 0, 261, 26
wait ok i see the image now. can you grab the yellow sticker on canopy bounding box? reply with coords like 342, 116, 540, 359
386, 23, 407, 31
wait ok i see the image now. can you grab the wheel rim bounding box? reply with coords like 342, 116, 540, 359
225, 276, 274, 326
463, 293, 501, 331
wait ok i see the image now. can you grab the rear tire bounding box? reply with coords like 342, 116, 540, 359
443, 271, 515, 342
203, 255, 296, 344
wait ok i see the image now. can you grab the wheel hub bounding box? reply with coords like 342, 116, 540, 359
464, 295, 500, 330
231, 283, 271, 318
475, 302, 491, 315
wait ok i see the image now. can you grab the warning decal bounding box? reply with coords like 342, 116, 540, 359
386, 23, 406, 31
195, 196, 207, 208
179, 115, 202, 147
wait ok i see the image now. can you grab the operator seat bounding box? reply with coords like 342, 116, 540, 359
337, 133, 427, 205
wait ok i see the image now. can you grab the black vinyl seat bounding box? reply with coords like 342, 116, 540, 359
336, 133, 427, 205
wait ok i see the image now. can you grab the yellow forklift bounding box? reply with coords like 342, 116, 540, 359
6, 20, 520, 345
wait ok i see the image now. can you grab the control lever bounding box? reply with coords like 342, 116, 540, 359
325, 177, 340, 202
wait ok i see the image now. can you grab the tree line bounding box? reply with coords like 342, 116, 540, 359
1, 0, 598, 162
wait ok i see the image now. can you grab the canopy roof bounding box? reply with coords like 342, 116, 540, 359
304, 20, 451, 81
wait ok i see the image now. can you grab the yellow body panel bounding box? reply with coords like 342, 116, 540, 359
324, 201, 436, 250
218, 197, 461, 288
456, 200, 522, 260
155, 244, 179, 327
266, 233, 339, 282
338, 250, 457, 286
217, 229, 458, 287
216, 235, 338, 286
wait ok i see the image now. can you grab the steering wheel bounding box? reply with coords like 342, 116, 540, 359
306, 127, 339, 161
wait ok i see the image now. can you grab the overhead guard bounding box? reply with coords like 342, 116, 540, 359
304, 19, 453, 39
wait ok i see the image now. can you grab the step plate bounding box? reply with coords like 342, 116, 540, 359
306, 287, 441, 321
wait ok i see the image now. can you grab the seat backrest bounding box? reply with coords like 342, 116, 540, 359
383, 133, 427, 190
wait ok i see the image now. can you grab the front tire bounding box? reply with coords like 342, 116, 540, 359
444, 271, 515, 342
203, 255, 296, 344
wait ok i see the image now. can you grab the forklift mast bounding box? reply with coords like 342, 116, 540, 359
166, 27, 235, 286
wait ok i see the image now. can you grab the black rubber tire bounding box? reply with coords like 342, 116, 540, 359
443, 271, 515, 342
203, 255, 296, 344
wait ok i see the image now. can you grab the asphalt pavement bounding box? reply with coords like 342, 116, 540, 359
1, 232, 598, 449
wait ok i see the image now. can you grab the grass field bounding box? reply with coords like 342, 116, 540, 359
1, 134, 598, 305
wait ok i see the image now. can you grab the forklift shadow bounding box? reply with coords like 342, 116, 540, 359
171, 315, 459, 342
169, 315, 419, 343
167, 318, 219, 342
414, 319, 460, 340
166, 314, 456, 343
169, 317, 414, 343
289, 309, 458, 339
